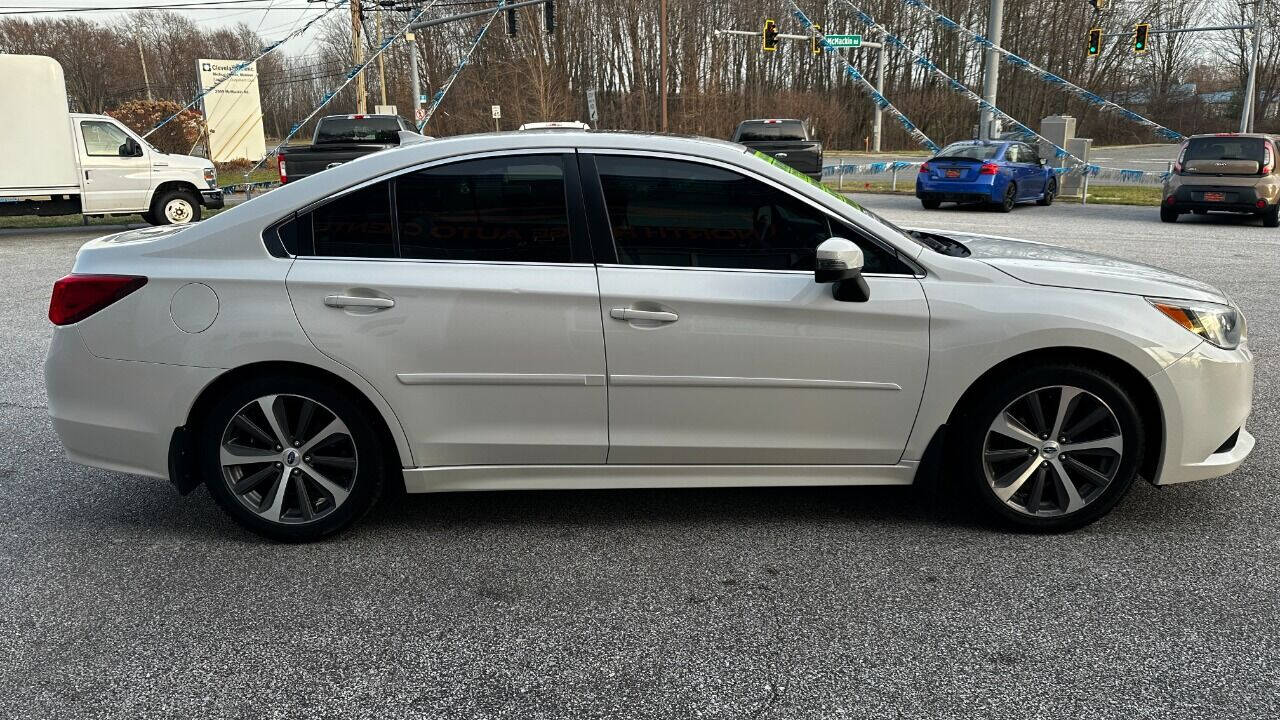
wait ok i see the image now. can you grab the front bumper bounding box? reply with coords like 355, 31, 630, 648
1148, 340, 1254, 485
200, 189, 225, 209
45, 328, 220, 481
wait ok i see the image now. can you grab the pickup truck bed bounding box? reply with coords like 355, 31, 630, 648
279, 114, 420, 184
731, 119, 823, 180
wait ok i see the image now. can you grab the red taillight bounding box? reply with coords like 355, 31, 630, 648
919, 162, 930, 173
979, 163, 999, 175
1165, 195, 1177, 205
49, 274, 147, 326
278, 156, 288, 184
1258, 199, 1268, 209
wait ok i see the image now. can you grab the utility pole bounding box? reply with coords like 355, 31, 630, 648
136, 32, 153, 101
351, 0, 367, 113
978, 0, 1003, 139
1240, 0, 1261, 133
376, 7, 388, 107
659, 0, 668, 132
872, 35, 884, 152
408, 30, 422, 121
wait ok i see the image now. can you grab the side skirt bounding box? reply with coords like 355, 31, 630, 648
402, 462, 919, 494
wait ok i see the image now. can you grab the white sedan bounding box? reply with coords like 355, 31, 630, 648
45, 132, 1254, 541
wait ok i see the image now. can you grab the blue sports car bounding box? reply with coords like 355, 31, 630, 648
916, 140, 1058, 212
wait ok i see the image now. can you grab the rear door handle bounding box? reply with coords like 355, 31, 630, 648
774, 152, 788, 158
324, 295, 395, 309
609, 308, 678, 323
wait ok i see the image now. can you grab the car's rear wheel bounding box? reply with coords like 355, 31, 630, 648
1262, 204, 1280, 228
1160, 206, 1179, 223
921, 198, 941, 210
1036, 178, 1057, 206
955, 365, 1144, 532
995, 184, 1016, 213
199, 375, 385, 541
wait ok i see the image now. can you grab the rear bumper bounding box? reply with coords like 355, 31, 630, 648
917, 189, 996, 203
1167, 183, 1267, 213
45, 328, 219, 481
200, 190, 225, 209
1148, 340, 1254, 485
917, 177, 998, 203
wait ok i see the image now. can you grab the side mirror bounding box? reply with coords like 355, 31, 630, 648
1038, 158, 1047, 167
120, 138, 142, 157
815, 237, 870, 302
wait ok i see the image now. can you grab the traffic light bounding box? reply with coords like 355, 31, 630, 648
1134, 23, 1149, 53
812, 24, 823, 55
762, 19, 778, 52
1087, 28, 1102, 57
506, 7, 517, 37
543, 0, 555, 34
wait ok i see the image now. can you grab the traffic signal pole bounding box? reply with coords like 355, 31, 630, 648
978, 0, 1003, 140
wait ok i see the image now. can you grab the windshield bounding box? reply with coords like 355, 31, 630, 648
748, 150, 966, 256
935, 143, 1001, 161
315, 117, 402, 144
736, 121, 807, 142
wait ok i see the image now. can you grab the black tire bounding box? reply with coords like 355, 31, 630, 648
1036, 178, 1057, 206
1160, 206, 1179, 223
198, 374, 386, 542
995, 183, 1016, 213
1263, 204, 1280, 228
921, 198, 941, 210
150, 188, 201, 225
140, 211, 156, 225
952, 364, 1145, 533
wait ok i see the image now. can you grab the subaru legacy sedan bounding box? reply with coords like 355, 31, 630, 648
46, 132, 1252, 541
916, 140, 1057, 211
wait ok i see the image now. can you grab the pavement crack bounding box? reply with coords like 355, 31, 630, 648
0, 401, 46, 410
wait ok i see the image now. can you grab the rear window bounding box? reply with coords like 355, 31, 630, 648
735, 121, 808, 142
314, 117, 402, 144
934, 143, 1001, 161
1184, 137, 1266, 164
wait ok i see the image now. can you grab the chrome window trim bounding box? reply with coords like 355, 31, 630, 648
584, 148, 925, 277
593, 263, 921, 280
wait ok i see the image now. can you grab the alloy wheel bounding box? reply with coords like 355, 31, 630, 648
982, 385, 1124, 518
219, 394, 358, 525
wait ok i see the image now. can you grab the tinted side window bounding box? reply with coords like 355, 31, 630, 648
596, 156, 829, 271
309, 182, 396, 258
395, 155, 572, 263
1003, 145, 1021, 163
1023, 145, 1041, 165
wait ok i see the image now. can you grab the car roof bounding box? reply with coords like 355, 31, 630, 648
1186, 132, 1273, 140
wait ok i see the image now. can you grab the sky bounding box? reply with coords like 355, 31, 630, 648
0, 0, 340, 36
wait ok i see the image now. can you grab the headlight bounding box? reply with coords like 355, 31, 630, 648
1148, 298, 1246, 350
203, 167, 216, 185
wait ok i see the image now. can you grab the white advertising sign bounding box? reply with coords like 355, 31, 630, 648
197, 59, 267, 163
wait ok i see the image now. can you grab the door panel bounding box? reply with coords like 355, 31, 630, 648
288, 260, 608, 465
598, 267, 929, 465
77, 120, 151, 212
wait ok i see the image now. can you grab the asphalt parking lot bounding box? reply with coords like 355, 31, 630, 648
1, 199, 1277, 718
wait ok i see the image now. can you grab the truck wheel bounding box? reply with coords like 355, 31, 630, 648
151, 189, 201, 225
140, 212, 156, 225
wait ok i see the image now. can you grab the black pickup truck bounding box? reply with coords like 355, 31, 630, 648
731, 119, 824, 180
277, 114, 421, 184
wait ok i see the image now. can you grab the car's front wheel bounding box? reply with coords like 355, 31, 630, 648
199, 375, 386, 541
955, 365, 1145, 532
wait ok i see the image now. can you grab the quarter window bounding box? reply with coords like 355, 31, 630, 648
395, 155, 572, 262
594, 155, 910, 274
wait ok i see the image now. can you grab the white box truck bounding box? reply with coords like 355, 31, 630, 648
0, 54, 223, 225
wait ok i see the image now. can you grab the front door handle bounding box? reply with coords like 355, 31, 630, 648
609, 308, 678, 323
324, 295, 395, 309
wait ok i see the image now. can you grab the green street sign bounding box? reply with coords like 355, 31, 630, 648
824, 34, 862, 48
